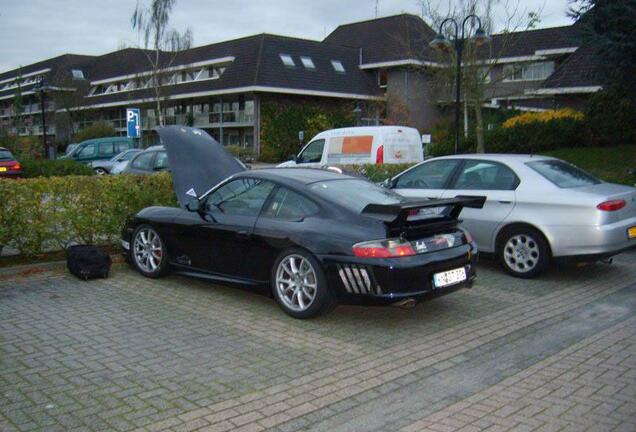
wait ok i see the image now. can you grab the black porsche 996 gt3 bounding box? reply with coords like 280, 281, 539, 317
121, 126, 485, 318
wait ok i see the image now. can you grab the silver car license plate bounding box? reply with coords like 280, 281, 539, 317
433, 267, 467, 288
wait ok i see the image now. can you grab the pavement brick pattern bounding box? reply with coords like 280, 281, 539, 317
1, 250, 635, 432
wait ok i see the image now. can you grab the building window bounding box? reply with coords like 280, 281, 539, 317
378, 69, 388, 88
331, 60, 345, 73
71, 69, 85, 80
479, 67, 491, 83
503, 61, 555, 82
279, 54, 296, 68
300, 56, 316, 70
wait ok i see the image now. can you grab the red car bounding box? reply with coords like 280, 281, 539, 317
0, 147, 22, 179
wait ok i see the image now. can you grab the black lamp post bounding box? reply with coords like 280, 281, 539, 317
430, 15, 490, 154
36, 77, 50, 159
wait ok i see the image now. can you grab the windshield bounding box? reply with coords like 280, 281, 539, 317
528, 160, 601, 188
309, 179, 406, 213
0, 149, 14, 161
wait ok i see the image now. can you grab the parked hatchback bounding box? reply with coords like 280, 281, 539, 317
0, 147, 22, 179
385, 154, 636, 278
62, 137, 135, 164
91, 149, 142, 175
122, 146, 169, 175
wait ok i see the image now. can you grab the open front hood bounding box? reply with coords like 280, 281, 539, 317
157, 126, 246, 208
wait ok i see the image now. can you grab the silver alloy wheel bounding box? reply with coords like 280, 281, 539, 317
503, 234, 540, 273
275, 254, 318, 312
133, 228, 163, 273
95, 168, 107, 175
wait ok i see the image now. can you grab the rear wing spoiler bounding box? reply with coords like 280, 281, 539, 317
361, 196, 486, 228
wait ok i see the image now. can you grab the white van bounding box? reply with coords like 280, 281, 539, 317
277, 126, 424, 168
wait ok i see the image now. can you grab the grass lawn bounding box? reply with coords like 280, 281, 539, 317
542, 145, 636, 186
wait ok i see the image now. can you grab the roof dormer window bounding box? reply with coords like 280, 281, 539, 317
279, 54, 296, 68
300, 56, 316, 70
331, 60, 345, 73
71, 69, 85, 80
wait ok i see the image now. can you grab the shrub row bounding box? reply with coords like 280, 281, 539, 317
339, 163, 416, 182
0, 173, 176, 256
428, 91, 636, 156
21, 159, 95, 178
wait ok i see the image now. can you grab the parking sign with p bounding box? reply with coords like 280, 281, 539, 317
126, 108, 141, 138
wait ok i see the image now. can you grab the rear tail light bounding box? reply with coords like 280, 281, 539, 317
376, 145, 384, 164
597, 200, 626, 211
10, 163, 21, 171
352, 238, 415, 258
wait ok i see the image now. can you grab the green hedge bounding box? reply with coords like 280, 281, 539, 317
21, 159, 95, 178
339, 163, 416, 182
0, 173, 176, 256
429, 117, 589, 156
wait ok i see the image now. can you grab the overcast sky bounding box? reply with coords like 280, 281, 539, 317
0, 0, 573, 72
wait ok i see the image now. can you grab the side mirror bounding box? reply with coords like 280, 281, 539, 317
185, 197, 201, 212
382, 178, 395, 189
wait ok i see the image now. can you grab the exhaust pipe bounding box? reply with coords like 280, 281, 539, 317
601, 257, 613, 265
392, 298, 418, 309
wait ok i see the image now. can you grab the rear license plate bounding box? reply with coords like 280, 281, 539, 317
629, 226, 636, 239
0, 167, 6, 172
433, 267, 467, 288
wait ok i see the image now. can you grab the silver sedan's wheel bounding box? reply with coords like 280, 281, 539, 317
133, 227, 164, 274
94, 168, 108, 175
275, 254, 318, 312
503, 234, 540, 274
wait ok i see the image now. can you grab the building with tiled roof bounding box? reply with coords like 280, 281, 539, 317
0, 13, 603, 157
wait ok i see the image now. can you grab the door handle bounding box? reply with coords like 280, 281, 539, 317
236, 230, 250, 240
498, 200, 512, 204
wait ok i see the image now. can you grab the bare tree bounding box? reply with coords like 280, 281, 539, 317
422, 0, 541, 152
131, 0, 192, 126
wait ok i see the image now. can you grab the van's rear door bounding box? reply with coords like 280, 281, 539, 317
383, 128, 423, 164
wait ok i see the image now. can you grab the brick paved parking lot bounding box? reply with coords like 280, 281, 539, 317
1, 251, 635, 432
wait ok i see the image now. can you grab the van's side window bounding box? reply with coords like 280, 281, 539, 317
297, 139, 325, 164
98, 141, 114, 157
116, 141, 131, 153
77, 143, 97, 159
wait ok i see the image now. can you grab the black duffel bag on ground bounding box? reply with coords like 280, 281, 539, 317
66, 245, 112, 280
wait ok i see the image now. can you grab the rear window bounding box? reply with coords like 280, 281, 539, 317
527, 160, 601, 188
309, 179, 405, 213
0, 149, 14, 160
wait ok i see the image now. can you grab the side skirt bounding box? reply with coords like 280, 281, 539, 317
169, 262, 269, 292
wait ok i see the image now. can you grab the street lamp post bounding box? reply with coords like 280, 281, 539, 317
36, 77, 50, 159
429, 15, 490, 154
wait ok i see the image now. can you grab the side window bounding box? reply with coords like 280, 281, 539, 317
153, 151, 169, 171
76, 143, 97, 159
122, 150, 137, 161
262, 187, 319, 220
453, 160, 518, 190
116, 141, 131, 152
131, 152, 154, 170
98, 141, 114, 157
395, 160, 460, 189
206, 178, 275, 217
297, 139, 325, 164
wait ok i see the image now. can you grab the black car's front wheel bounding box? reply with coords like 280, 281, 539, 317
272, 249, 335, 319
131, 225, 169, 278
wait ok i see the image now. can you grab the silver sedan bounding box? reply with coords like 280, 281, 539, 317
385, 154, 636, 278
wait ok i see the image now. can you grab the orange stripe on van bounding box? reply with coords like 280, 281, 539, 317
342, 136, 373, 154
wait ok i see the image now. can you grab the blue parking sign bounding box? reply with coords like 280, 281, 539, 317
126, 108, 141, 138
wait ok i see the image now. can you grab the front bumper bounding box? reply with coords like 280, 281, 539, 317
318, 243, 477, 305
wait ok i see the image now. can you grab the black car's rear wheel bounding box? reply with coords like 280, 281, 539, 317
272, 249, 335, 319
131, 225, 169, 278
